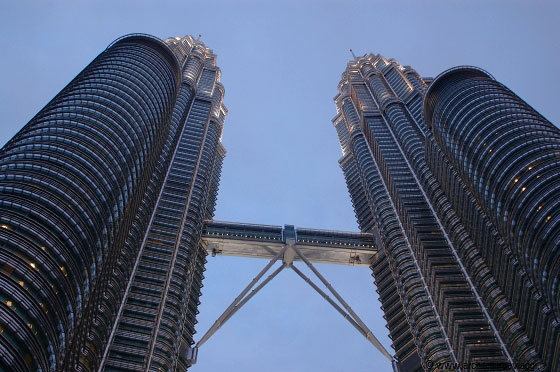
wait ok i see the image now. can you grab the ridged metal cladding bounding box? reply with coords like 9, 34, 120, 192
424, 67, 560, 322
332, 56, 560, 370
99, 36, 227, 372
0, 35, 180, 371
334, 55, 456, 371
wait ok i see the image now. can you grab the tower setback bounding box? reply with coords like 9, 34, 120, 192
1, 34, 559, 372
0, 34, 226, 372
335, 55, 559, 371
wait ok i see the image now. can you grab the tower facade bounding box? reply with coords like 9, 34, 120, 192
335, 56, 559, 371
0, 34, 226, 372
2, 33, 559, 372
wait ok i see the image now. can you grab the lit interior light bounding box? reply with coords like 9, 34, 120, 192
514, 179, 518, 183
18, 281, 24, 287
522, 187, 526, 192
6, 301, 12, 307
538, 205, 543, 211
546, 216, 552, 222
528, 166, 532, 170
489, 149, 493, 153
29, 263, 36, 269
0, 225, 8, 229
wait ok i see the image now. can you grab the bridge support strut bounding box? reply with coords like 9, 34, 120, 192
187, 241, 398, 371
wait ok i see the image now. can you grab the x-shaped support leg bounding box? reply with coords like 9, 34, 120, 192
187, 242, 397, 370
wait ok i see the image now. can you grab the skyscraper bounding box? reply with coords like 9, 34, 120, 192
2, 31, 559, 372
334, 55, 559, 371
0, 34, 226, 372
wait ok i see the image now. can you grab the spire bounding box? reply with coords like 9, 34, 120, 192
350, 49, 357, 59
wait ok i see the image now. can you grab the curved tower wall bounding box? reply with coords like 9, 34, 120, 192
0, 34, 227, 372
335, 56, 559, 371
335, 56, 479, 371
425, 69, 560, 367
101, 36, 227, 372
0, 35, 181, 371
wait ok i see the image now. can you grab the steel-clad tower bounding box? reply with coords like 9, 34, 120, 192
0, 34, 226, 372
2, 32, 560, 372
335, 55, 559, 371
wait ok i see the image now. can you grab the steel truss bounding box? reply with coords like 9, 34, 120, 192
186, 238, 398, 371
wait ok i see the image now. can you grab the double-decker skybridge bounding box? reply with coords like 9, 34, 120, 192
202, 220, 377, 266
185, 220, 398, 371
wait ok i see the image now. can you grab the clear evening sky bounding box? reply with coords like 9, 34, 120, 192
1, 1, 558, 371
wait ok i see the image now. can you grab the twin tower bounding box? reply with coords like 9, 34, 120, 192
0, 34, 558, 371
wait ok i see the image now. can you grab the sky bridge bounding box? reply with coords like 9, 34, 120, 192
189, 220, 396, 370
201, 220, 378, 266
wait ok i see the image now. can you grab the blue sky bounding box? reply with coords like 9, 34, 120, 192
1, 1, 558, 371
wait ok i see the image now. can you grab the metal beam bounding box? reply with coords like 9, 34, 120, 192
291, 265, 369, 337
290, 264, 398, 371
291, 244, 393, 361
196, 244, 289, 348
221, 264, 285, 327
191, 242, 396, 369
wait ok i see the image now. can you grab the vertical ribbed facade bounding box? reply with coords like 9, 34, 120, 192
0, 34, 226, 372
100, 36, 226, 372
424, 67, 560, 370
334, 55, 559, 371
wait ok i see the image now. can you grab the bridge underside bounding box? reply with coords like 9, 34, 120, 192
201, 220, 377, 266
190, 221, 395, 368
